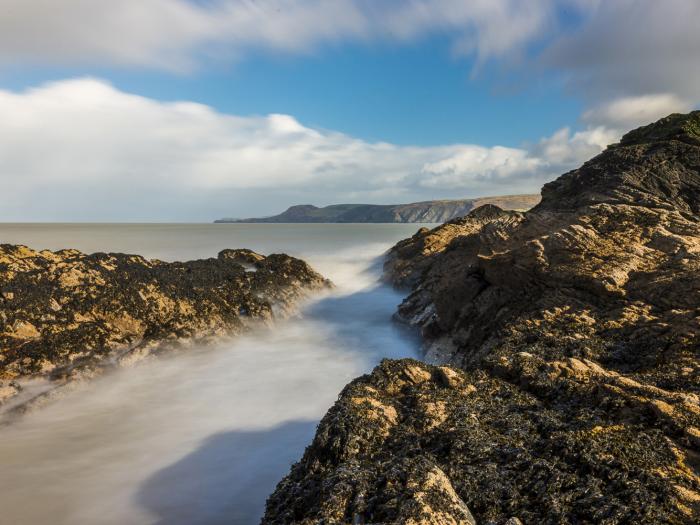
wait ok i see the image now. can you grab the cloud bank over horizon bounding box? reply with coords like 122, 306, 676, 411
0, 78, 617, 221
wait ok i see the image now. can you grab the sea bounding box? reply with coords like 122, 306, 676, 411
0, 223, 429, 525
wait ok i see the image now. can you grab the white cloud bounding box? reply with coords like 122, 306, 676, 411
0, 78, 619, 221
533, 126, 619, 167
0, 0, 557, 71
582, 94, 694, 129
0, 0, 215, 71
371, 0, 555, 65
419, 125, 620, 190
419, 146, 543, 189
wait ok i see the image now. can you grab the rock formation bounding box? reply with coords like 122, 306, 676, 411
0, 246, 329, 414
214, 194, 540, 224
263, 112, 700, 524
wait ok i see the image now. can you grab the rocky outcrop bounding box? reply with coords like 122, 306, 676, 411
263, 112, 700, 524
215, 195, 540, 224
264, 359, 699, 524
0, 246, 329, 413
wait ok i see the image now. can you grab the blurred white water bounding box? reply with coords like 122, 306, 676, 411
0, 224, 426, 525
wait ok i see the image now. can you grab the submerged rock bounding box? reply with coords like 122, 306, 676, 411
0, 246, 329, 413
264, 112, 700, 524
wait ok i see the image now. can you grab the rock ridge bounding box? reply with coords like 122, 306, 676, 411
262, 112, 700, 524
0, 245, 329, 416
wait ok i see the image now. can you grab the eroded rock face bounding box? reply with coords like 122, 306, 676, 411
386, 111, 700, 389
0, 246, 329, 411
264, 112, 700, 524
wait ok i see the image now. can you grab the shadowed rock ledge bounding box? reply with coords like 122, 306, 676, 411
0, 246, 329, 415
263, 112, 700, 524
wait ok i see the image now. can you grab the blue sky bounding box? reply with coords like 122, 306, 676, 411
0, 35, 583, 147
0, 0, 698, 221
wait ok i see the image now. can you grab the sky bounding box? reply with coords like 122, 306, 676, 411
0, 0, 698, 221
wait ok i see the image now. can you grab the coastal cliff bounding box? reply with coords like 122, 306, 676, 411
215, 195, 540, 224
263, 112, 700, 524
0, 247, 329, 414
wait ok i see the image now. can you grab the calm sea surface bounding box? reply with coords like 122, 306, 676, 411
0, 223, 430, 525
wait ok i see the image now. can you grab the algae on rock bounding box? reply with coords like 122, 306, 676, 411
0, 246, 329, 412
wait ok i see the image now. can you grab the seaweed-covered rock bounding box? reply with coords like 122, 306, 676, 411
0, 246, 329, 411
264, 359, 698, 524
264, 112, 700, 524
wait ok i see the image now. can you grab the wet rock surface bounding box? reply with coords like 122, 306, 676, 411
0, 246, 329, 413
263, 112, 700, 524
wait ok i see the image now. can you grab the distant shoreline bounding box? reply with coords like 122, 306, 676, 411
215, 194, 540, 224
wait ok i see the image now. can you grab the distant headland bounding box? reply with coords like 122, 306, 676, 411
214, 194, 541, 224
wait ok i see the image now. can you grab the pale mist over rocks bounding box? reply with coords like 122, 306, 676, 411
0, 2, 699, 525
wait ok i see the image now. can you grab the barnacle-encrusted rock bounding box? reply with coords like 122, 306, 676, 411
264, 112, 700, 524
0, 246, 329, 411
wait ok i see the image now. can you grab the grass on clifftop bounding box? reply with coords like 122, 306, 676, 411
621, 110, 700, 145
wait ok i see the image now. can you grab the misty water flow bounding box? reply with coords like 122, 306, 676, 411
0, 224, 426, 525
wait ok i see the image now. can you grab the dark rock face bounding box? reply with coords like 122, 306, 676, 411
263, 112, 700, 524
536, 111, 700, 215
0, 246, 329, 411
214, 195, 540, 224
264, 359, 696, 524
